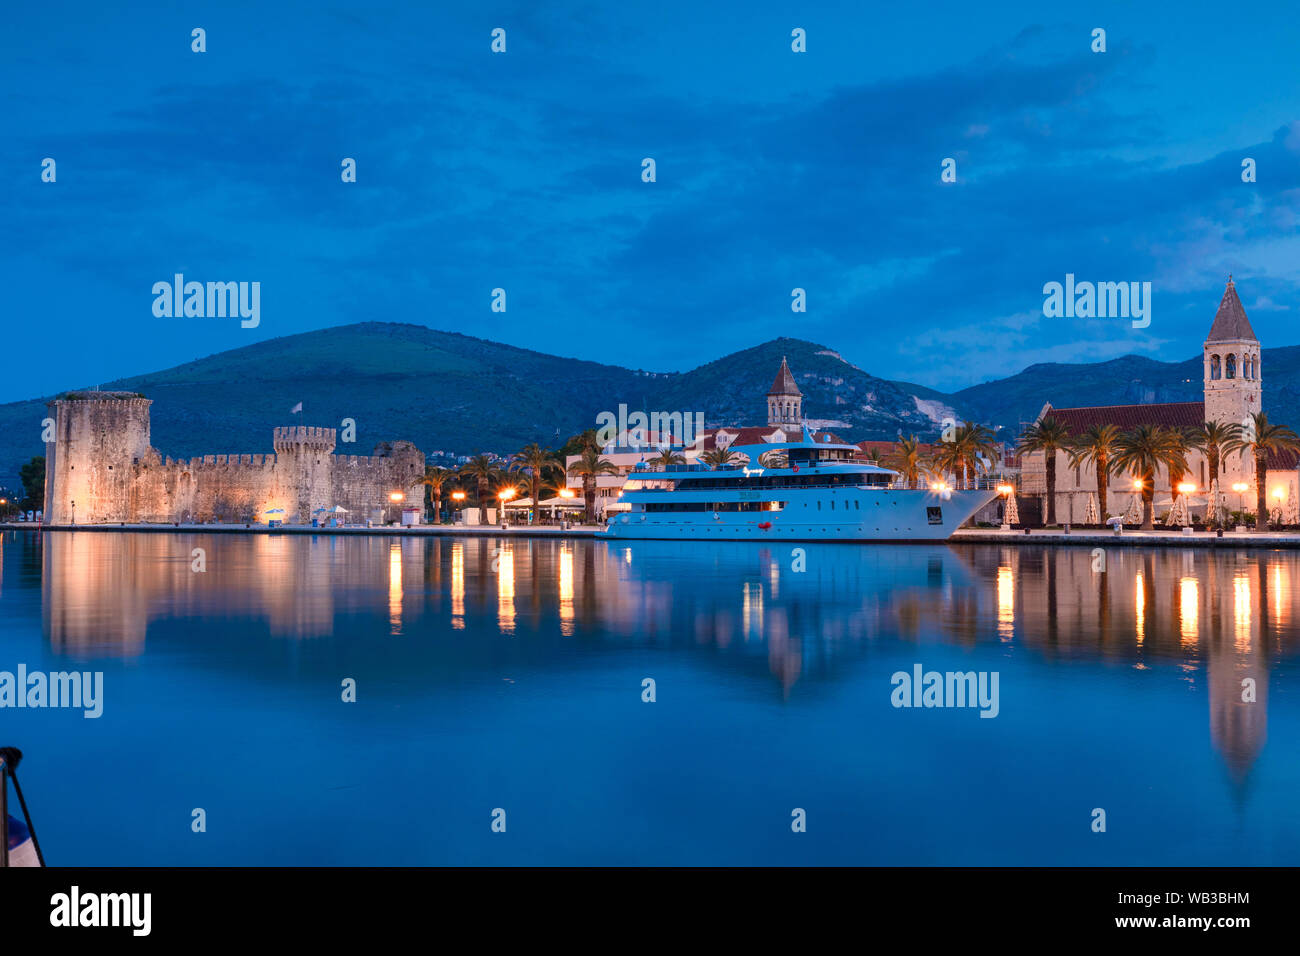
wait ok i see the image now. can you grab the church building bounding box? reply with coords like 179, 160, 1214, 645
1020, 278, 1299, 523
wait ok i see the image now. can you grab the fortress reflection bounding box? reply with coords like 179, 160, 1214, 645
31, 532, 1297, 781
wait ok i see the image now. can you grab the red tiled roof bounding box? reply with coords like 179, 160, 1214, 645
1206, 278, 1257, 343
1045, 402, 1205, 436
767, 357, 802, 397
702, 426, 799, 451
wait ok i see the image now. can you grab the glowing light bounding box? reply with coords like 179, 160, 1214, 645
388, 541, 403, 634
498, 488, 517, 501
559, 488, 576, 499
1135, 572, 1145, 644
996, 565, 1014, 640
1272, 487, 1287, 500
934, 482, 949, 493
558, 544, 574, 636
996, 484, 1014, 496
451, 491, 466, 501
1177, 482, 1196, 494
497, 546, 515, 633
1132, 478, 1144, 490
1232, 483, 1249, 493
389, 492, 404, 502
451, 541, 465, 628
1179, 577, 1198, 644
1233, 571, 1251, 650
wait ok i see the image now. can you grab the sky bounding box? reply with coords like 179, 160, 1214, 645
5, 0, 1300, 402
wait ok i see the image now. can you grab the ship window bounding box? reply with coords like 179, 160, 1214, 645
927, 507, 943, 525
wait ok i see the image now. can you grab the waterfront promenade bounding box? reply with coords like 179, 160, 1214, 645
10, 521, 1300, 547
1, 521, 602, 538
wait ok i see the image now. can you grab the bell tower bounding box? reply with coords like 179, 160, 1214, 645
1203, 277, 1261, 425
766, 357, 803, 429
1203, 277, 1261, 484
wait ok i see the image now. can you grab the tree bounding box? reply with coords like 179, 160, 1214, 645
1186, 421, 1244, 493
757, 449, 788, 468
884, 436, 925, 490
420, 466, 453, 523
700, 447, 744, 469
1067, 424, 1121, 521
509, 443, 560, 525
566, 448, 619, 522
1111, 425, 1186, 531
1016, 417, 1071, 525
648, 448, 686, 468
459, 454, 501, 511
19, 456, 45, 512
1237, 412, 1300, 531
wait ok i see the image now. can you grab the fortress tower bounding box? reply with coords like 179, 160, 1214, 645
273, 426, 337, 522
44, 392, 154, 524
766, 357, 803, 429
1203, 278, 1261, 485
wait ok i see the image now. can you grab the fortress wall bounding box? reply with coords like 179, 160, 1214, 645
129, 454, 289, 523
330, 442, 426, 520
47, 398, 424, 524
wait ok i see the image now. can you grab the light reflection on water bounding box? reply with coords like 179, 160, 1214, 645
1, 530, 1297, 865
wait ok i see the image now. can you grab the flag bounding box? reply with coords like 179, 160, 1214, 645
290, 402, 303, 414
6, 813, 40, 867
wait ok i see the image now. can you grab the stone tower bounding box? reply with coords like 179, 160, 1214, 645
44, 392, 153, 524
766, 357, 803, 429
273, 425, 336, 522
1203, 278, 1261, 484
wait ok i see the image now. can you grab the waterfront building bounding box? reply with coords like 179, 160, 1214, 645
1020, 279, 1300, 523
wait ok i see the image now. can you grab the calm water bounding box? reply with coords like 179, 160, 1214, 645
1, 530, 1297, 866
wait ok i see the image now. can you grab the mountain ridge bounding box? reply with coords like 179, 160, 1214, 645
5, 323, 1300, 490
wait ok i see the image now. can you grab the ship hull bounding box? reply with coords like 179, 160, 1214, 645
598, 488, 997, 541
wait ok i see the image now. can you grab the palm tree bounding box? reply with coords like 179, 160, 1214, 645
420, 466, 453, 523
700, 447, 745, 469
1237, 412, 1300, 531
1067, 424, 1120, 521
567, 448, 619, 522
648, 448, 686, 468
1186, 421, 1244, 493
1111, 425, 1185, 531
459, 454, 501, 511
884, 436, 926, 490
758, 449, 788, 468
1015, 416, 1072, 525
955, 421, 1000, 488
1165, 429, 1192, 490
509, 443, 559, 525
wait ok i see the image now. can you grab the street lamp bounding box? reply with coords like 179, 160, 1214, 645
497, 487, 516, 525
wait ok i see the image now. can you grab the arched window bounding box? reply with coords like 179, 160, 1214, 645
1210, 354, 1221, 380
1226, 354, 1237, 379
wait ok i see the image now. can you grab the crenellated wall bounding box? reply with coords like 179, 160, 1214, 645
44, 396, 425, 525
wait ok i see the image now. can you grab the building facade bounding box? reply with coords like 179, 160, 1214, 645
1021, 279, 1298, 523
43, 392, 425, 525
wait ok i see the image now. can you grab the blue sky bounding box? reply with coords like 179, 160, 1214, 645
5, 0, 1300, 402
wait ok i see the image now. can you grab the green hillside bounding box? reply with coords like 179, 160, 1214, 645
5, 322, 1300, 493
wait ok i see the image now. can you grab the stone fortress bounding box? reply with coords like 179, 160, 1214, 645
42, 392, 425, 525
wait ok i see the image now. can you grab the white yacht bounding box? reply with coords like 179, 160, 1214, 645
598, 430, 997, 542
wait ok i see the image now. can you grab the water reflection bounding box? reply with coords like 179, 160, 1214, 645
14, 532, 1297, 785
